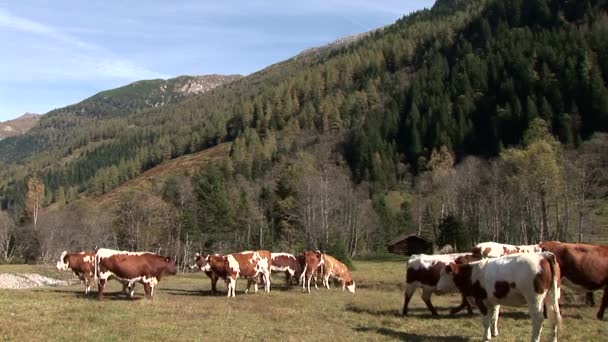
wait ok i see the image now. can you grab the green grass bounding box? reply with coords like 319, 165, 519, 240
0, 261, 604, 341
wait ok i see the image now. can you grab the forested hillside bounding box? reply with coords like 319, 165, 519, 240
1, 0, 607, 266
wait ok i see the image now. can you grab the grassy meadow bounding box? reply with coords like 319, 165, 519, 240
0, 261, 605, 341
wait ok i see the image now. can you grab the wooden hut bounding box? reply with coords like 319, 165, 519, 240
386, 233, 432, 256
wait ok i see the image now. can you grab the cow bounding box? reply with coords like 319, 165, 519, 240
192, 253, 220, 294
540, 241, 608, 320
402, 253, 481, 316
270, 252, 300, 285
56, 250, 132, 296
437, 252, 561, 342
194, 250, 271, 297
56, 251, 96, 294
472, 242, 541, 258
321, 254, 355, 293
299, 250, 325, 293
94, 248, 177, 300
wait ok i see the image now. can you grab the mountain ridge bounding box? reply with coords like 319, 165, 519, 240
0, 113, 40, 140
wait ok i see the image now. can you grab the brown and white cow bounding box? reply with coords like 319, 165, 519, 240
540, 241, 608, 320
270, 252, 300, 285
299, 250, 324, 293
57, 250, 133, 296
195, 250, 271, 297
94, 248, 177, 300
321, 254, 355, 293
437, 252, 561, 342
56, 251, 96, 294
192, 253, 220, 293
472, 242, 541, 258
402, 253, 481, 316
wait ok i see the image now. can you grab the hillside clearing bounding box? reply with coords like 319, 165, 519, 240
96, 142, 230, 207
0, 261, 604, 341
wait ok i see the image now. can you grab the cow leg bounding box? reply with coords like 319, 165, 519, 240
481, 312, 492, 342
544, 289, 560, 342
586, 291, 595, 306
245, 279, 252, 294
227, 277, 236, 297
324, 274, 331, 290
128, 283, 135, 299
211, 274, 218, 294
526, 294, 545, 342
263, 269, 271, 293
300, 265, 307, 292
84, 273, 92, 295
97, 278, 106, 301
597, 287, 608, 320
402, 283, 417, 316
143, 282, 152, 299
421, 288, 438, 316
489, 305, 500, 338
306, 273, 314, 293
450, 294, 473, 315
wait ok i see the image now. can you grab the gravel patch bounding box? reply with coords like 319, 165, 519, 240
0, 273, 69, 289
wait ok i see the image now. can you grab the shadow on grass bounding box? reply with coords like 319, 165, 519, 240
38, 288, 145, 301
355, 326, 469, 341
345, 303, 474, 319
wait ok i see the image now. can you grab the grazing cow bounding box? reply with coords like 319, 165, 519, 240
192, 253, 220, 293
437, 252, 561, 342
321, 254, 355, 293
195, 250, 271, 297
299, 250, 325, 293
56, 250, 132, 296
540, 241, 608, 320
402, 253, 481, 316
94, 248, 177, 300
472, 242, 541, 258
270, 253, 300, 285
56, 251, 96, 294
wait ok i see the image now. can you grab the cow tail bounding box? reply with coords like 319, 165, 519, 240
547, 252, 562, 327
94, 251, 99, 281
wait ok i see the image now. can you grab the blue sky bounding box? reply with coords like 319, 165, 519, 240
0, 0, 434, 121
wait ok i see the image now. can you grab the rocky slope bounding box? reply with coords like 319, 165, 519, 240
0, 113, 40, 139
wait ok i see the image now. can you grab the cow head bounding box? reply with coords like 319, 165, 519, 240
194, 253, 210, 272
436, 262, 459, 293
346, 280, 356, 293
56, 251, 69, 271
163, 256, 177, 276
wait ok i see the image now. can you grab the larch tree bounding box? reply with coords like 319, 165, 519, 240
25, 176, 44, 230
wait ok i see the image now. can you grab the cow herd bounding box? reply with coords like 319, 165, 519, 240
55, 248, 355, 301
403, 240, 608, 342
54, 240, 608, 341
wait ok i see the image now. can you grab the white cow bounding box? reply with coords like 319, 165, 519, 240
473, 242, 541, 258
437, 252, 561, 342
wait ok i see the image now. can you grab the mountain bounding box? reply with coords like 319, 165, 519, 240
0, 74, 241, 166
0, 113, 40, 140
1, 0, 608, 259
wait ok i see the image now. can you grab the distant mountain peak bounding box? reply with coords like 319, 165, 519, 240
0, 112, 40, 139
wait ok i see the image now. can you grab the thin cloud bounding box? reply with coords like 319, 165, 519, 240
0, 8, 163, 81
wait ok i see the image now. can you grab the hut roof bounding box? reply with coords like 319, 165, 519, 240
386, 233, 429, 246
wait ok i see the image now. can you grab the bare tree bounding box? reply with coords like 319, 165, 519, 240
0, 211, 15, 263
25, 176, 44, 230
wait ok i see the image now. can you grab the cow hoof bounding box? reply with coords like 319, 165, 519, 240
596, 312, 604, 320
